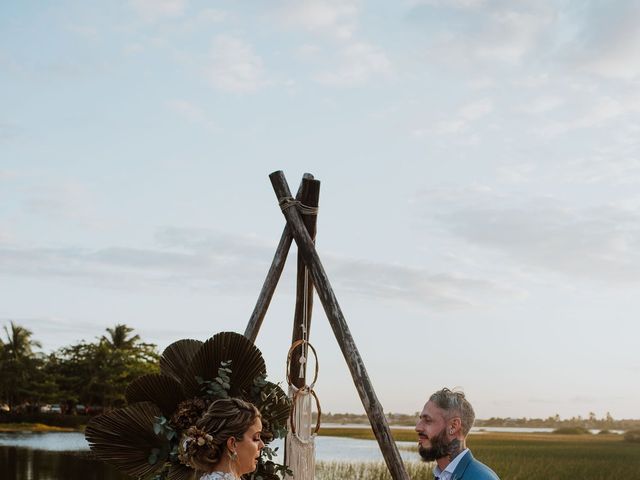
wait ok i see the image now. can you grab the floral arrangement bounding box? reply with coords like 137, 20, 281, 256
85, 331, 291, 480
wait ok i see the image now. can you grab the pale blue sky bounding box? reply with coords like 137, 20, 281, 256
2, 0, 640, 419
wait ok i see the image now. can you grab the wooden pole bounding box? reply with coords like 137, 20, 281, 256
290, 176, 320, 388
269, 170, 410, 480
244, 174, 313, 343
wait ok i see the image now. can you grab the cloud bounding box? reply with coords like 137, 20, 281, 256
416, 187, 640, 284
406, 1, 554, 65
534, 95, 640, 137
165, 100, 217, 131
277, 0, 361, 40
519, 95, 564, 114
566, 1, 640, 80
130, 0, 187, 22
414, 98, 493, 136
17, 180, 105, 229
315, 42, 392, 87
206, 35, 266, 93
322, 256, 513, 310
0, 227, 511, 309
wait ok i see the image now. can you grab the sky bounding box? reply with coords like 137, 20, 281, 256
1, 0, 640, 420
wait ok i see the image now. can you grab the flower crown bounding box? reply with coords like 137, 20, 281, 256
178, 426, 215, 467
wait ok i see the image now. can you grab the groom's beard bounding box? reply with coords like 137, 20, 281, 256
418, 428, 461, 462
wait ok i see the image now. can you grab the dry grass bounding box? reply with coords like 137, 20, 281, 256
318, 429, 640, 479
0, 423, 76, 433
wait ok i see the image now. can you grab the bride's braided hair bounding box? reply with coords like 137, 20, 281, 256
179, 397, 261, 472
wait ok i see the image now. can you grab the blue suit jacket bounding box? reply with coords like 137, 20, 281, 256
449, 450, 500, 480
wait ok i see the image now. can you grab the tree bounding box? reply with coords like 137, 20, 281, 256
49, 324, 160, 409
101, 324, 141, 350
0, 322, 43, 408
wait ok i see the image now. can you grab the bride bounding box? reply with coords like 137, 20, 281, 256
179, 397, 265, 480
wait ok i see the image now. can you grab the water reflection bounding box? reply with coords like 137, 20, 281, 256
0, 432, 89, 451
0, 432, 420, 480
0, 447, 128, 480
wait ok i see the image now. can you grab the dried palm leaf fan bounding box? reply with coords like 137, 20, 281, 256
85, 331, 291, 480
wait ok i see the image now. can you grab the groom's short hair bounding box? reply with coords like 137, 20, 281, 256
429, 388, 476, 436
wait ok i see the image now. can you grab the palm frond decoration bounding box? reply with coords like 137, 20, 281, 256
85, 401, 168, 478
85, 331, 291, 480
160, 339, 202, 383
125, 374, 185, 418
182, 332, 266, 398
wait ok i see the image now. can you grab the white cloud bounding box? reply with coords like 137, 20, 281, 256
277, 0, 361, 40
407, 1, 554, 66
535, 95, 640, 137
408, 0, 486, 8
207, 35, 266, 93
520, 95, 564, 114
130, 0, 187, 22
416, 98, 493, 136
568, 2, 640, 80
0, 226, 511, 309
296, 44, 323, 58
472, 10, 552, 63
416, 188, 640, 284
166, 100, 217, 131
495, 163, 536, 183
315, 42, 391, 87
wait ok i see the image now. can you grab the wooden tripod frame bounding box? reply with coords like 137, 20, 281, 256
244, 171, 410, 480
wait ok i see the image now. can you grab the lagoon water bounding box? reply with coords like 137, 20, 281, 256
0, 432, 419, 480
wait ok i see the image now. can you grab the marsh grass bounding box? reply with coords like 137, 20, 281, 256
316, 460, 432, 480
318, 429, 640, 479
0, 423, 75, 433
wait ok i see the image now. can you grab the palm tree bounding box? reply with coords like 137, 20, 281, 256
0, 322, 42, 407
2, 321, 41, 360
101, 324, 141, 350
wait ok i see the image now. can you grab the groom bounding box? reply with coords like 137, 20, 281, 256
415, 388, 500, 480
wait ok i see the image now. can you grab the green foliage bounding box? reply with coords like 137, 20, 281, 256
0, 322, 159, 412
196, 360, 232, 399
152, 416, 177, 441
48, 327, 159, 409
552, 427, 591, 435
624, 429, 640, 443
469, 432, 640, 479
0, 322, 47, 408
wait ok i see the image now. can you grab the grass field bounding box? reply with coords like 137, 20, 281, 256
0, 422, 76, 433
317, 427, 640, 479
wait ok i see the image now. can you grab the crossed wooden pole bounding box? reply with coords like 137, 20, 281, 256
244, 170, 410, 480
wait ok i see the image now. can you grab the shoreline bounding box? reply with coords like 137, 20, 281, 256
0, 423, 78, 433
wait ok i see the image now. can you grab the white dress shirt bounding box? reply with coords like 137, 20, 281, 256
433, 448, 470, 480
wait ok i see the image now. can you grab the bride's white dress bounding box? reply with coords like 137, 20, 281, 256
200, 472, 238, 480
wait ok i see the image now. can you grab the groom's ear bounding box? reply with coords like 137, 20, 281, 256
450, 416, 462, 433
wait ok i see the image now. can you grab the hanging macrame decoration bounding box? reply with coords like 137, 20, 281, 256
285, 339, 321, 480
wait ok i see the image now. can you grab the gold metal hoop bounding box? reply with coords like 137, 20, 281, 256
289, 386, 321, 436
286, 339, 319, 388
